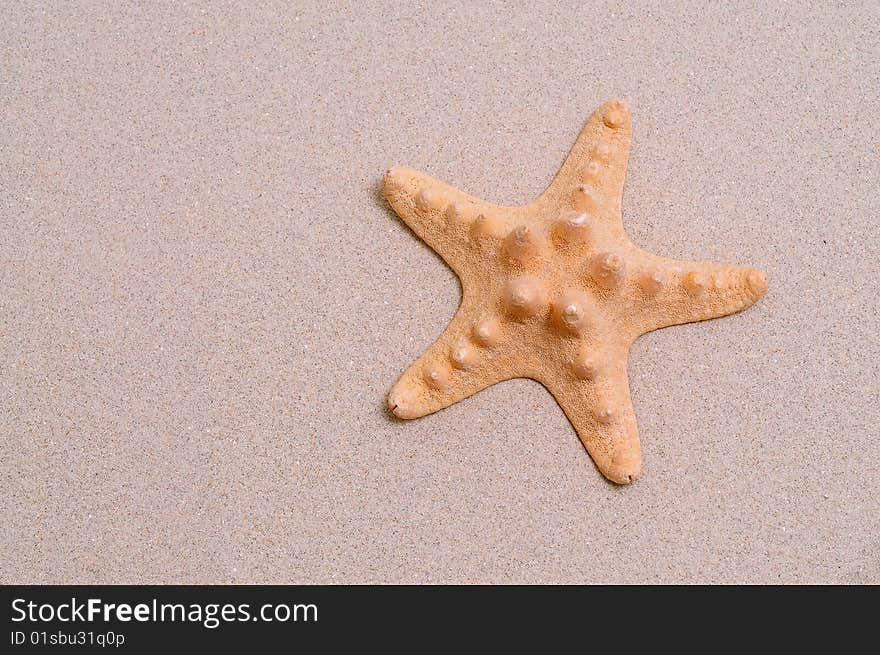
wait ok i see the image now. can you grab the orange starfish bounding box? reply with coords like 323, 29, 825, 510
383, 99, 768, 484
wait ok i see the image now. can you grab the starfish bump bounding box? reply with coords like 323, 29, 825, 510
383, 99, 768, 484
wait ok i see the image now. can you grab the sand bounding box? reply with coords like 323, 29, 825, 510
2, 2, 877, 584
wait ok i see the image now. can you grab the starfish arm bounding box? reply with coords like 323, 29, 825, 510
531, 98, 632, 230
387, 298, 512, 419
382, 167, 503, 273
627, 257, 769, 335
539, 347, 642, 484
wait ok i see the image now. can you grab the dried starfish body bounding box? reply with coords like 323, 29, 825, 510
383, 99, 768, 484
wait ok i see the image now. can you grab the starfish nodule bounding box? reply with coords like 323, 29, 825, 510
383, 99, 768, 484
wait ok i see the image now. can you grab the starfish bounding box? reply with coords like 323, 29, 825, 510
383, 99, 768, 484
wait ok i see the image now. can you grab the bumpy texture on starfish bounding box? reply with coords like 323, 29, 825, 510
383, 99, 768, 484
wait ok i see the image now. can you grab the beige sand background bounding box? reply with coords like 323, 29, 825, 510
2, 2, 878, 584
